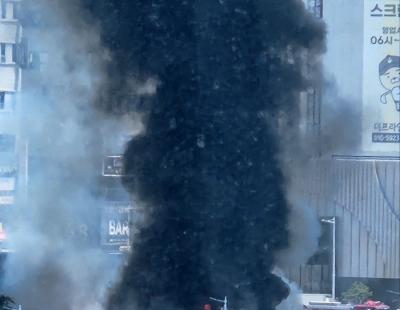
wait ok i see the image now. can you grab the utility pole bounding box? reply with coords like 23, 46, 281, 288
209, 296, 228, 310
321, 217, 336, 301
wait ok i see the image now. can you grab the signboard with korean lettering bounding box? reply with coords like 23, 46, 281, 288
363, 0, 400, 154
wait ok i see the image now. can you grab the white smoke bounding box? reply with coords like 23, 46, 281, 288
275, 269, 303, 310
2, 0, 131, 308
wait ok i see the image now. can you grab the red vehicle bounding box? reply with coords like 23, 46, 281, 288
353, 300, 390, 310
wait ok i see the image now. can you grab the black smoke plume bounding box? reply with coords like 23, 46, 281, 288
85, 0, 325, 309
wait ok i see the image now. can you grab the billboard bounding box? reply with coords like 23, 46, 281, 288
363, 0, 400, 154
101, 202, 132, 246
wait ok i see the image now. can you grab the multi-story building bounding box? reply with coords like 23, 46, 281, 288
1, 0, 137, 262
0, 0, 27, 256
2, 0, 398, 305
290, 0, 400, 305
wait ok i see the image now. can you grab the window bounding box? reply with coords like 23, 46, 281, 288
0, 92, 15, 112
1, 1, 6, 19
0, 43, 5, 63
316, 0, 323, 18
308, 0, 323, 18
12, 44, 16, 63
0, 134, 16, 153
12, 2, 18, 19
0, 92, 4, 110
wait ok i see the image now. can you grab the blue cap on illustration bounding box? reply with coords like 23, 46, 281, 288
379, 55, 400, 75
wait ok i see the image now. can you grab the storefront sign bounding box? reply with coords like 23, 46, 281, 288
101, 203, 131, 245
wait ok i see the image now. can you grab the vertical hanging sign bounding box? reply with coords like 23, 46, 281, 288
363, 0, 400, 154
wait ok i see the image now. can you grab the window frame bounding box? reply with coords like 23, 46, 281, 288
0, 0, 6, 19
0, 43, 5, 63
0, 92, 5, 110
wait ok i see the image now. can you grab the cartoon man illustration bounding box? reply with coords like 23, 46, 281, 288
379, 55, 400, 112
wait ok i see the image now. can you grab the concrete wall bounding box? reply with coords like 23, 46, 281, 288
294, 159, 400, 279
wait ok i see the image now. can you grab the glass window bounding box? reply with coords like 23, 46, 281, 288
12, 44, 16, 63
12, 2, 18, 19
308, 0, 323, 18
0, 92, 15, 112
0, 43, 5, 63
0, 92, 4, 110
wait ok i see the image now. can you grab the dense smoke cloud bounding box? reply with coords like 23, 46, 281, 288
79, 0, 326, 309
1, 0, 326, 309
277, 57, 360, 280
3, 0, 124, 309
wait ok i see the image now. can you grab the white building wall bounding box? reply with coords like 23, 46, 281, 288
323, 0, 364, 104
300, 0, 400, 280
0, 23, 18, 43
0, 66, 18, 91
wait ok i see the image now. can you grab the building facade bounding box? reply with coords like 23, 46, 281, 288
1, 0, 398, 304
0, 0, 26, 255
1, 0, 139, 261
292, 0, 400, 304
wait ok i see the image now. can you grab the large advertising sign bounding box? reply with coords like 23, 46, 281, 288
363, 0, 400, 154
